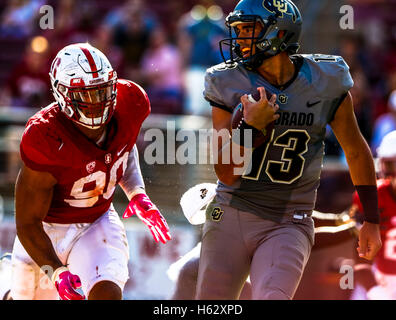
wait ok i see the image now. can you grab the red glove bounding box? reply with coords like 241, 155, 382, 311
52, 267, 85, 300
123, 193, 171, 244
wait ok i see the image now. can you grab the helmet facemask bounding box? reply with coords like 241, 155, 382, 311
55, 79, 117, 129
219, 0, 302, 70
49, 43, 118, 130
220, 12, 294, 69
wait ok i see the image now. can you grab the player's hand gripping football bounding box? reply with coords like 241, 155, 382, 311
357, 221, 382, 261
123, 192, 171, 244
241, 87, 280, 131
52, 267, 85, 300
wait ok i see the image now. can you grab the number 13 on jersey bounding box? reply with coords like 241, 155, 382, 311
243, 129, 310, 184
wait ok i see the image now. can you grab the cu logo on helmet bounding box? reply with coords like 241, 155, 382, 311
263, 0, 296, 21
263, 0, 287, 13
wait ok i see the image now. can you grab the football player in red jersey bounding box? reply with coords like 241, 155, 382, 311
351, 130, 396, 299
10, 43, 171, 300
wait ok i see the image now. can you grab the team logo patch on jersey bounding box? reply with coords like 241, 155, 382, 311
105, 153, 112, 164
211, 207, 224, 222
86, 161, 96, 173
278, 93, 288, 104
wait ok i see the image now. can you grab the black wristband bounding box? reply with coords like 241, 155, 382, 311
232, 120, 265, 147
355, 185, 380, 224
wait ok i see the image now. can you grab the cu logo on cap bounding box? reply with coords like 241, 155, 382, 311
200, 188, 208, 199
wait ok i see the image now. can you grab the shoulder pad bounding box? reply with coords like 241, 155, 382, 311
116, 78, 150, 122
20, 119, 63, 174
301, 54, 354, 99
204, 62, 251, 110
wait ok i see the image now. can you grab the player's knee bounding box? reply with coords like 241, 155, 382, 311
82, 258, 128, 300
178, 258, 199, 285
105, 259, 129, 284
195, 273, 239, 300
88, 281, 122, 300
254, 286, 291, 300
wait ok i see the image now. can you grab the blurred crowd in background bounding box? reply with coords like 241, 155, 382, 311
0, 0, 395, 299
0, 0, 395, 157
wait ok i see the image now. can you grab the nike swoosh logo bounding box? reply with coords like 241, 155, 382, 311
306, 100, 321, 108
117, 145, 128, 156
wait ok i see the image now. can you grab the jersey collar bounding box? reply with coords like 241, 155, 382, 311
255, 54, 304, 92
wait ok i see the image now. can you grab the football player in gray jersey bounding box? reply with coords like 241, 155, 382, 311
196, 0, 381, 300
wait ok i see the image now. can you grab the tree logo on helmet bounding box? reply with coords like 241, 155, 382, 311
262, 0, 297, 22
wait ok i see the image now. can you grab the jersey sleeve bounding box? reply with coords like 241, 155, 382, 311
305, 54, 354, 123
323, 56, 354, 123
133, 81, 151, 122
20, 122, 63, 177
333, 56, 354, 95
203, 67, 233, 113
118, 79, 151, 125
119, 145, 145, 199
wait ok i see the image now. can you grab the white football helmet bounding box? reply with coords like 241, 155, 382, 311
377, 130, 396, 178
49, 43, 117, 129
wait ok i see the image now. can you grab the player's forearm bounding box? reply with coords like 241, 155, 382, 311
214, 139, 252, 185
344, 138, 376, 186
119, 145, 145, 200
331, 92, 376, 186
342, 137, 380, 224
15, 167, 62, 271
16, 222, 63, 271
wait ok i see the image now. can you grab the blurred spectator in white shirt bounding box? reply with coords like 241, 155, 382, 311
371, 90, 396, 155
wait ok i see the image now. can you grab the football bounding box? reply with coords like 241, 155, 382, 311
231, 90, 274, 148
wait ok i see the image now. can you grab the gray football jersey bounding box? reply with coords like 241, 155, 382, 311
204, 54, 354, 222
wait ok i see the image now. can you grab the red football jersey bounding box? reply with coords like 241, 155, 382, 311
353, 179, 396, 274
20, 79, 150, 224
